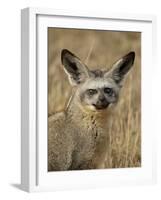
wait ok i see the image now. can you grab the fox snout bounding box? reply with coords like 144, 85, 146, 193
93, 96, 109, 110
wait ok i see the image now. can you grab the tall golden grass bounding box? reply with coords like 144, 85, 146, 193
48, 28, 141, 168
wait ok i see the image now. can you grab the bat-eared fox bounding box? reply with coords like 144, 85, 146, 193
48, 49, 135, 171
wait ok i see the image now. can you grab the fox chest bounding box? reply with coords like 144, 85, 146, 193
70, 124, 107, 169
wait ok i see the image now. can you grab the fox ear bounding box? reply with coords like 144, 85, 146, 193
61, 49, 89, 86
105, 52, 135, 84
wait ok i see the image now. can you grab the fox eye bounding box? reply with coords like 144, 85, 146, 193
104, 87, 113, 96
87, 89, 98, 95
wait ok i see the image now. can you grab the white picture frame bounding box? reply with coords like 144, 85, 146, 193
21, 7, 157, 192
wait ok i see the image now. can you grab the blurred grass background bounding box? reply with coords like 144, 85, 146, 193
48, 28, 141, 168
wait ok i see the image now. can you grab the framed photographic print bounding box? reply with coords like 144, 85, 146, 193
21, 7, 156, 192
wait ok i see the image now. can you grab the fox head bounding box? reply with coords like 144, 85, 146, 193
61, 49, 135, 112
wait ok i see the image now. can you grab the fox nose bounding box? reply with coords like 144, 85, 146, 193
99, 96, 106, 103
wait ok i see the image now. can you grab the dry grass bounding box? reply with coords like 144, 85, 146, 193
48, 28, 141, 168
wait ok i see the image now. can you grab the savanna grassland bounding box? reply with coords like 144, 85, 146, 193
48, 28, 141, 168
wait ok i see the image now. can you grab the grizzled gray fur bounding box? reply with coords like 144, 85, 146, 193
48, 49, 135, 171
